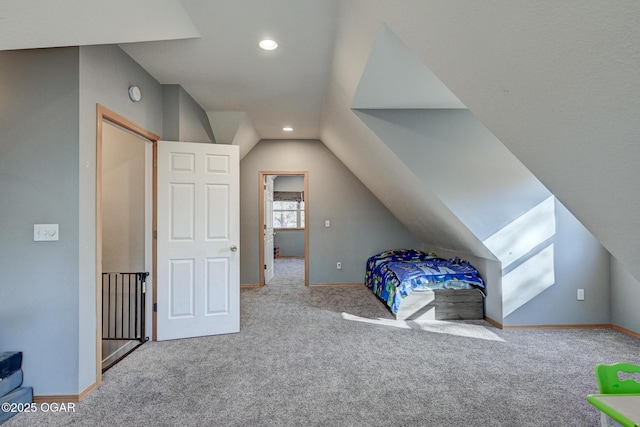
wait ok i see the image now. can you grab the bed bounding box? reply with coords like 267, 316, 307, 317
365, 249, 486, 320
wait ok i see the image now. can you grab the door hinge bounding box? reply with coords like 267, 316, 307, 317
153, 303, 157, 312
153, 230, 157, 239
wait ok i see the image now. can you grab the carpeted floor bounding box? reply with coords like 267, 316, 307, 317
6, 257, 640, 426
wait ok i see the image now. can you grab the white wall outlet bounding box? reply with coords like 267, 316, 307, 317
336, 261, 342, 270
577, 288, 585, 301
325, 219, 331, 228
34, 224, 59, 241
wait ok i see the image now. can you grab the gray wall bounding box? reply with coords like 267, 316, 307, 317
275, 231, 304, 257
240, 139, 422, 285
163, 84, 216, 143
0, 48, 81, 395
356, 108, 610, 326
504, 199, 610, 325
0, 44, 165, 397
611, 256, 640, 332
78, 44, 164, 392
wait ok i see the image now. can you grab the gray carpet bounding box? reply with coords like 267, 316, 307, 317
7, 258, 640, 426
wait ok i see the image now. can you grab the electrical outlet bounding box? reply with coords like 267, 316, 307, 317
34, 224, 59, 241
336, 262, 342, 270
577, 289, 585, 301
325, 220, 331, 228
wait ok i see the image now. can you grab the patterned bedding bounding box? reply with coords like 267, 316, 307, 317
365, 249, 485, 315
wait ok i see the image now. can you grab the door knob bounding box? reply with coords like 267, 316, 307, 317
230, 245, 238, 252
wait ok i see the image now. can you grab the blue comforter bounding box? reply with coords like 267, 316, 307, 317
387, 259, 485, 290
365, 249, 485, 315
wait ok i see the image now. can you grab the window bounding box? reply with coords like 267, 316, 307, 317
273, 200, 305, 229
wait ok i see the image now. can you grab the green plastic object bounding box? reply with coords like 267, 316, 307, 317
595, 362, 640, 394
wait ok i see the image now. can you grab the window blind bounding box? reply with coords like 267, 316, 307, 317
273, 191, 304, 202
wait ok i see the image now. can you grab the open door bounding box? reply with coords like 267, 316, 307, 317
264, 175, 275, 284
156, 140, 239, 341
258, 171, 309, 287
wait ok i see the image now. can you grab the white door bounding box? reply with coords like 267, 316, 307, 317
156, 140, 239, 341
264, 176, 275, 284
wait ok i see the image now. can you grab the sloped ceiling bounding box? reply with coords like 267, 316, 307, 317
0, 0, 199, 49
322, 0, 640, 280
321, 19, 496, 260
206, 111, 260, 159
352, 25, 466, 110
322, 81, 495, 260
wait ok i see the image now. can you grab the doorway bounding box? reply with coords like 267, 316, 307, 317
259, 171, 309, 286
96, 106, 159, 379
100, 121, 149, 371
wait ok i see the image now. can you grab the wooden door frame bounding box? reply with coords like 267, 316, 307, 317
96, 105, 159, 385
258, 171, 309, 287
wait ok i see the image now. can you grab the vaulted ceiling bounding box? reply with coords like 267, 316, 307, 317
2, 0, 639, 281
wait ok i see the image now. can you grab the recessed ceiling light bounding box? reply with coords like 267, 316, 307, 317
259, 39, 278, 50
282, 127, 293, 132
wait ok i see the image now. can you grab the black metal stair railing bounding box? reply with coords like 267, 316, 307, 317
101, 272, 148, 342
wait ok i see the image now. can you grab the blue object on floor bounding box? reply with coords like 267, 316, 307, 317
0, 386, 33, 424
0, 353, 21, 379
0, 369, 23, 397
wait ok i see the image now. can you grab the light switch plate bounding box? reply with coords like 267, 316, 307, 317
325, 220, 330, 228
34, 224, 59, 241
